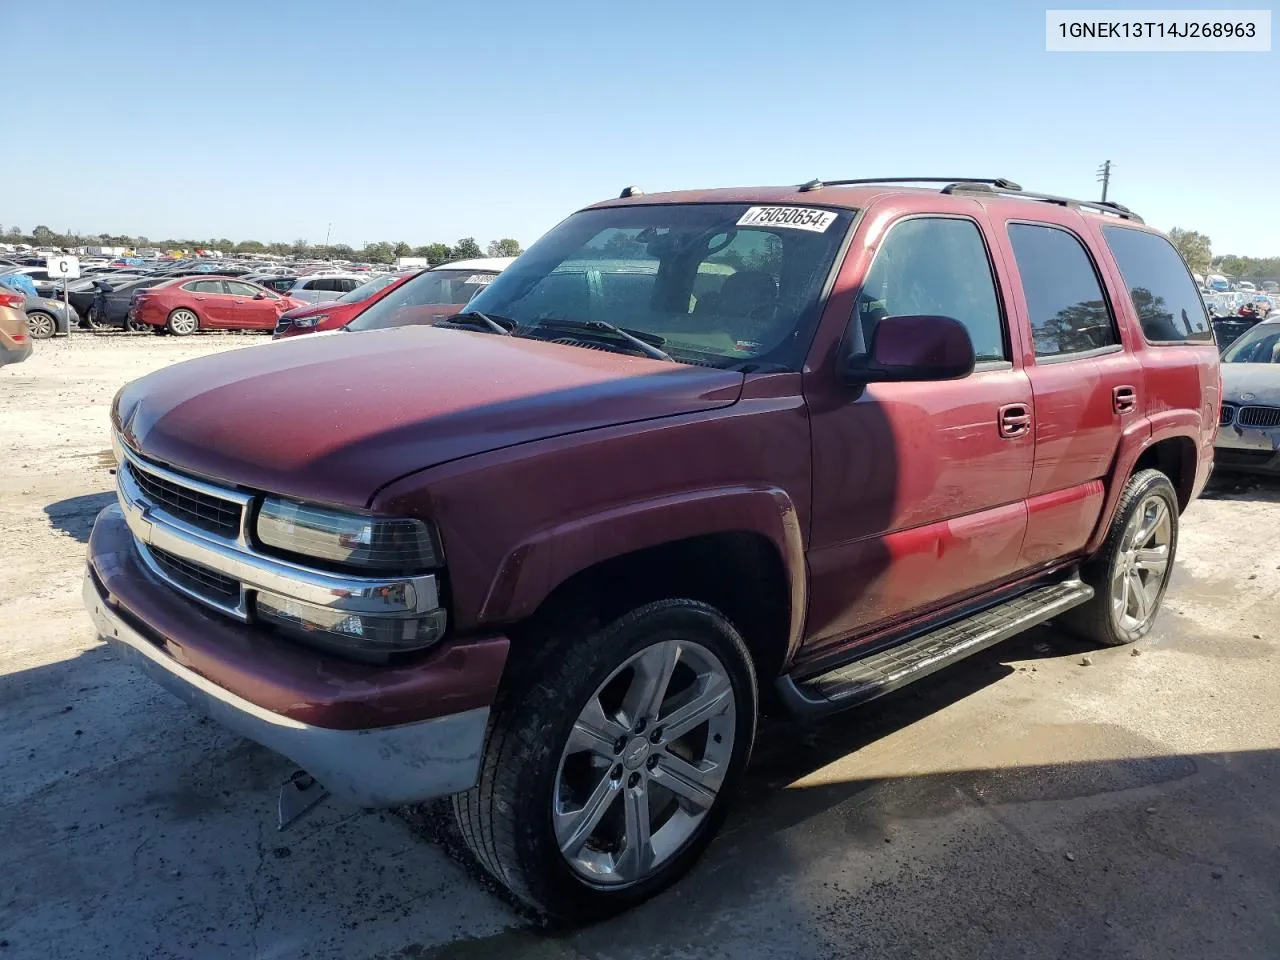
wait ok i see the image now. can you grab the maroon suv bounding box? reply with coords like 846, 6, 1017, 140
84, 177, 1219, 920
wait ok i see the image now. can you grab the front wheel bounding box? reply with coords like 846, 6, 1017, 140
166, 309, 199, 336
1065, 469, 1179, 646
453, 599, 757, 921
26, 312, 56, 339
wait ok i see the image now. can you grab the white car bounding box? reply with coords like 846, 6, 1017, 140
285, 274, 369, 305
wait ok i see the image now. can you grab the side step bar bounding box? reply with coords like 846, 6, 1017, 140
777, 579, 1094, 717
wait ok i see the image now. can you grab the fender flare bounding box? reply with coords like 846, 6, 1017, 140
1085, 413, 1200, 554
478, 485, 808, 661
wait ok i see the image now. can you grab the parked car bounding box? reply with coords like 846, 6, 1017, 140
285, 274, 369, 305
342, 258, 513, 334
0, 283, 32, 367
90, 275, 176, 331
242, 274, 299, 294
0, 265, 60, 297
20, 296, 76, 338
132, 276, 306, 335
1216, 316, 1280, 475
273, 272, 414, 339
85, 178, 1217, 921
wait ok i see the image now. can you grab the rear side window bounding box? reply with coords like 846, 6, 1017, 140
1007, 223, 1117, 358
857, 217, 1007, 362
184, 279, 224, 294
1102, 226, 1213, 343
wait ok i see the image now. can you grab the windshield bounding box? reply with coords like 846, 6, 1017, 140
460, 203, 852, 369
334, 273, 399, 305
346, 269, 501, 331
1222, 323, 1280, 363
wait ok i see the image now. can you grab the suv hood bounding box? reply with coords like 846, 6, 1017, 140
114, 327, 744, 508
1221, 364, 1280, 404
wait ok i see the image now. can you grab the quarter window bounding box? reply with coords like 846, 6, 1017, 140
857, 217, 1007, 362
1102, 226, 1213, 343
1007, 223, 1118, 358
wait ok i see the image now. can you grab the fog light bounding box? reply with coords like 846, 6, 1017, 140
256, 591, 446, 660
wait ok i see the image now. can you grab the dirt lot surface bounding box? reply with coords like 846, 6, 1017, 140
3, 335, 1279, 959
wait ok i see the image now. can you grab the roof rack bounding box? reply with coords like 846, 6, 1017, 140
942, 182, 1143, 222
797, 176, 1143, 223
799, 177, 1022, 192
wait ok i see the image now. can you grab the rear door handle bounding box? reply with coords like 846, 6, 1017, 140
194, 296, 207, 301
998, 403, 1032, 439
1113, 385, 1138, 414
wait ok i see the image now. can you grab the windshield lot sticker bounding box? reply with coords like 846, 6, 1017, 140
737, 206, 837, 232
465, 275, 496, 285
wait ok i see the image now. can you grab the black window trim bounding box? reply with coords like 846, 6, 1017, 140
1005, 217, 1122, 363
1101, 224, 1216, 348
851, 212, 1013, 365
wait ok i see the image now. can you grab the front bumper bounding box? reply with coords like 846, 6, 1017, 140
1215, 421, 1280, 476
84, 506, 509, 807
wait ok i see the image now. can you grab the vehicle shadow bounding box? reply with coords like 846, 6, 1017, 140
1200, 473, 1280, 504
43, 491, 116, 544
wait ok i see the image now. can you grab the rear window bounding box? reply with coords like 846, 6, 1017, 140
335, 274, 399, 304
1007, 223, 1117, 358
1102, 226, 1213, 343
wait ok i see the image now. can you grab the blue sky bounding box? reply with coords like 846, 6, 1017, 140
6, 0, 1276, 254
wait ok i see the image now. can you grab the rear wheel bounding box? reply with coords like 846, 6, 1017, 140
87, 304, 112, 331
452, 599, 757, 921
26, 312, 56, 339
1065, 469, 1179, 646
166, 309, 199, 336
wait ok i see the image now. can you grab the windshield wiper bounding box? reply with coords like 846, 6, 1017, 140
436, 310, 513, 336
532, 318, 674, 362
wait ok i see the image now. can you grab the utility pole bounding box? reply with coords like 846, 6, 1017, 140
1096, 160, 1112, 202
325, 223, 332, 247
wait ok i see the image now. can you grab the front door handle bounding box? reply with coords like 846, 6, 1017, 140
1113, 385, 1138, 414
999, 403, 1031, 439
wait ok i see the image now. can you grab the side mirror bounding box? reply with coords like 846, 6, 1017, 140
841, 315, 976, 384
253, 292, 266, 300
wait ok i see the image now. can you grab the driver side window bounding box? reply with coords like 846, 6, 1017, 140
857, 217, 1007, 362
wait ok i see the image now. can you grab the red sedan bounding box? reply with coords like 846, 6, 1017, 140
133, 277, 307, 335
272, 271, 413, 340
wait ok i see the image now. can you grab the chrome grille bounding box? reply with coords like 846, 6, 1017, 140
1220, 404, 1236, 426
148, 545, 241, 605
126, 459, 242, 538
1238, 405, 1280, 428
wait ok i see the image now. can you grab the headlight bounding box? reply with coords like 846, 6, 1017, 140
256, 592, 447, 660
292, 314, 329, 328
256, 498, 441, 571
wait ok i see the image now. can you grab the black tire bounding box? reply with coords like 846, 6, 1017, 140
151, 326, 168, 335
452, 599, 758, 922
1064, 469, 1179, 646
86, 305, 111, 331
26, 312, 56, 340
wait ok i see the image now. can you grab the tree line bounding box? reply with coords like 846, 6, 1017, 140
1167, 227, 1279, 281
0, 224, 522, 265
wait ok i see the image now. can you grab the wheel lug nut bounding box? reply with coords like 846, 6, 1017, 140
628, 772, 640, 788
612, 764, 623, 780
646, 755, 658, 770
634, 718, 646, 734
649, 727, 663, 744
613, 737, 626, 755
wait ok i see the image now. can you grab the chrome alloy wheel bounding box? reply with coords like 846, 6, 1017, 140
1111, 492, 1173, 636
168, 309, 198, 335
554, 638, 736, 886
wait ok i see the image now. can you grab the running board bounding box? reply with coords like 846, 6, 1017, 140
777, 579, 1094, 717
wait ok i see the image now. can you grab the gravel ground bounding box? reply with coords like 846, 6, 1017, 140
2, 333, 1279, 959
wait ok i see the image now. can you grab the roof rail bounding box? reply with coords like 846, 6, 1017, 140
943, 182, 1144, 222
799, 176, 1022, 193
